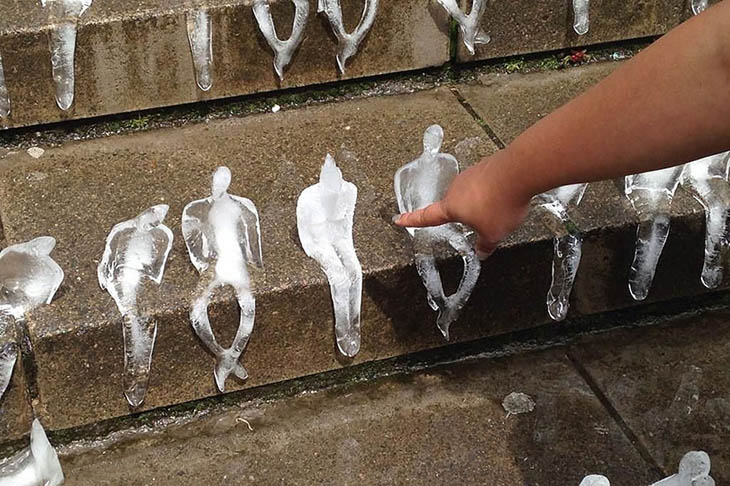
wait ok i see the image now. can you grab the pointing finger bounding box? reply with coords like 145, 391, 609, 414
394, 201, 451, 228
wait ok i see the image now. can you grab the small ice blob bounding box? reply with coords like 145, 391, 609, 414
297, 154, 362, 358
317, 0, 378, 74
98, 205, 173, 408
651, 451, 714, 486
580, 476, 610, 486
573, 0, 590, 35
0, 419, 64, 486
182, 167, 263, 392
534, 183, 587, 321
186, 8, 214, 92
435, 0, 490, 55
624, 166, 683, 301
0, 53, 10, 118
253, 0, 310, 80
691, 0, 708, 15
394, 125, 482, 340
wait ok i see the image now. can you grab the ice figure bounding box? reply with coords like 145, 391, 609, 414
573, 0, 590, 35
186, 8, 213, 92
40, 0, 92, 111
317, 0, 378, 74
394, 125, 481, 340
651, 451, 714, 486
624, 166, 683, 300
0, 419, 64, 486
681, 153, 730, 289
580, 476, 610, 486
98, 205, 173, 408
534, 183, 587, 321
297, 155, 362, 357
691, 0, 708, 15
0, 340, 17, 402
253, 0, 310, 80
182, 167, 263, 392
0, 53, 10, 118
435, 0, 490, 55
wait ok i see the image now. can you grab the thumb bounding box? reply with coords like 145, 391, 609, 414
475, 235, 498, 261
394, 201, 450, 228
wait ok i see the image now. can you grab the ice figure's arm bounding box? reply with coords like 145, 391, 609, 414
144, 225, 174, 285
394, 165, 413, 214
231, 196, 264, 269
252, 0, 310, 80
182, 199, 214, 273
9, 236, 56, 257
0, 342, 17, 400
97, 221, 133, 290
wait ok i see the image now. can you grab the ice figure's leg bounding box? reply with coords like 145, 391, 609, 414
547, 233, 583, 321
442, 228, 481, 333
692, 0, 708, 15
0, 53, 9, 117
190, 277, 228, 383
413, 232, 451, 339
320, 0, 378, 73
629, 214, 671, 301
572, 0, 590, 35
252, 0, 309, 80
121, 313, 157, 408
212, 287, 255, 392
0, 342, 17, 400
186, 8, 213, 92
699, 202, 730, 289
49, 21, 79, 111
333, 239, 363, 357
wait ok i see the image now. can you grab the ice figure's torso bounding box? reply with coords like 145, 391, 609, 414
297, 182, 357, 254
537, 183, 587, 220
0, 250, 63, 319
203, 196, 254, 286
0, 449, 38, 486
625, 165, 683, 215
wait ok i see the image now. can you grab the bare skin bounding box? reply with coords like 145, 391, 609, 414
396, 1, 730, 257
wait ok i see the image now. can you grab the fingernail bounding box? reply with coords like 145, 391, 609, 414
476, 249, 490, 261
392, 214, 402, 224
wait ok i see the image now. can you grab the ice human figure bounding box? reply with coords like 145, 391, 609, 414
624, 166, 683, 300
534, 183, 587, 321
680, 152, 730, 288
98, 205, 173, 408
691, 0, 708, 15
0, 419, 64, 486
317, 0, 378, 74
40, 0, 92, 111
651, 451, 714, 486
435, 0, 490, 56
394, 125, 481, 340
0, 340, 17, 402
573, 0, 590, 35
253, 0, 310, 80
0, 53, 10, 118
297, 155, 362, 358
580, 476, 610, 486
186, 8, 213, 92
182, 167, 263, 392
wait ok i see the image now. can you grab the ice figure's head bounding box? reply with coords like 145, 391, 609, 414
320, 154, 344, 193
579, 475, 610, 486
30, 419, 65, 486
679, 451, 711, 478
423, 125, 444, 158
135, 205, 169, 231
212, 166, 232, 199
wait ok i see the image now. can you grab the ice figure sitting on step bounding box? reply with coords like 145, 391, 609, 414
651, 451, 715, 486
0, 419, 64, 486
182, 167, 263, 392
573, 0, 590, 35
253, 0, 310, 80
98, 205, 173, 408
318, 0, 378, 74
297, 155, 362, 358
534, 183, 588, 321
580, 476, 610, 486
394, 125, 482, 340
624, 166, 683, 300
435, 0, 490, 55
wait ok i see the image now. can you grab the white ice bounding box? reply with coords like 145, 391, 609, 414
0, 53, 10, 118
651, 451, 714, 486
297, 154, 362, 358
435, 0, 490, 56
680, 152, 730, 289
41, 0, 92, 111
624, 166, 683, 300
182, 166, 263, 392
580, 476, 610, 486
0, 419, 64, 486
317, 0, 378, 74
253, 0, 310, 80
98, 205, 173, 408
0, 339, 17, 402
186, 8, 214, 92
534, 183, 587, 321
573, 0, 590, 35
692, 0, 708, 15
394, 125, 481, 340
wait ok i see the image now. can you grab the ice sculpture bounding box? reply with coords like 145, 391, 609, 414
651, 451, 714, 486
534, 183, 587, 321
624, 166, 683, 300
435, 0, 490, 55
186, 8, 213, 92
681, 153, 730, 289
0, 419, 64, 486
182, 167, 263, 392
0, 53, 9, 118
98, 205, 173, 408
573, 0, 590, 35
691, 0, 708, 15
580, 476, 610, 486
0, 340, 17, 402
317, 0, 378, 74
297, 155, 362, 357
40, 0, 92, 111
253, 0, 310, 80
394, 125, 481, 340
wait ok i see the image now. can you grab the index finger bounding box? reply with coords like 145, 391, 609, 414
394, 201, 451, 228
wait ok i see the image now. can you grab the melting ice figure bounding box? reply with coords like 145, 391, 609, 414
317, 0, 378, 74
0, 339, 17, 403
580, 476, 610, 486
435, 0, 490, 55
186, 9, 214, 92
40, 0, 92, 111
0, 53, 10, 118
573, 0, 590, 35
183, 167, 263, 392
253, 0, 310, 80
98, 205, 173, 408
651, 451, 715, 486
394, 125, 481, 340
534, 183, 587, 321
0, 419, 64, 486
624, 166, 683, 301
297, 155, 362, 358
681, 152, 730, 289
691, 0, 708, 15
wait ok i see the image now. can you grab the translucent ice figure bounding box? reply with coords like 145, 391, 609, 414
651, 451, 714, 486
182, 167, 263, 392
534, 183, 587, 321
0, 340, 17, 402
580, 476, 610, 486
573, 0, 590, 35
691, 0, 708, 15
253, 0, 309, 80
394, 125, 481, 340
98, 205, 173, 408
317, 0, 378, 74
624, 166, 683, 301
681, 153, 730, 289
0, 419, 64, 486
0, 53, 10, 118
186, 8, 213, 92
435, 0, 490, 55
297, 155, 362, 357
